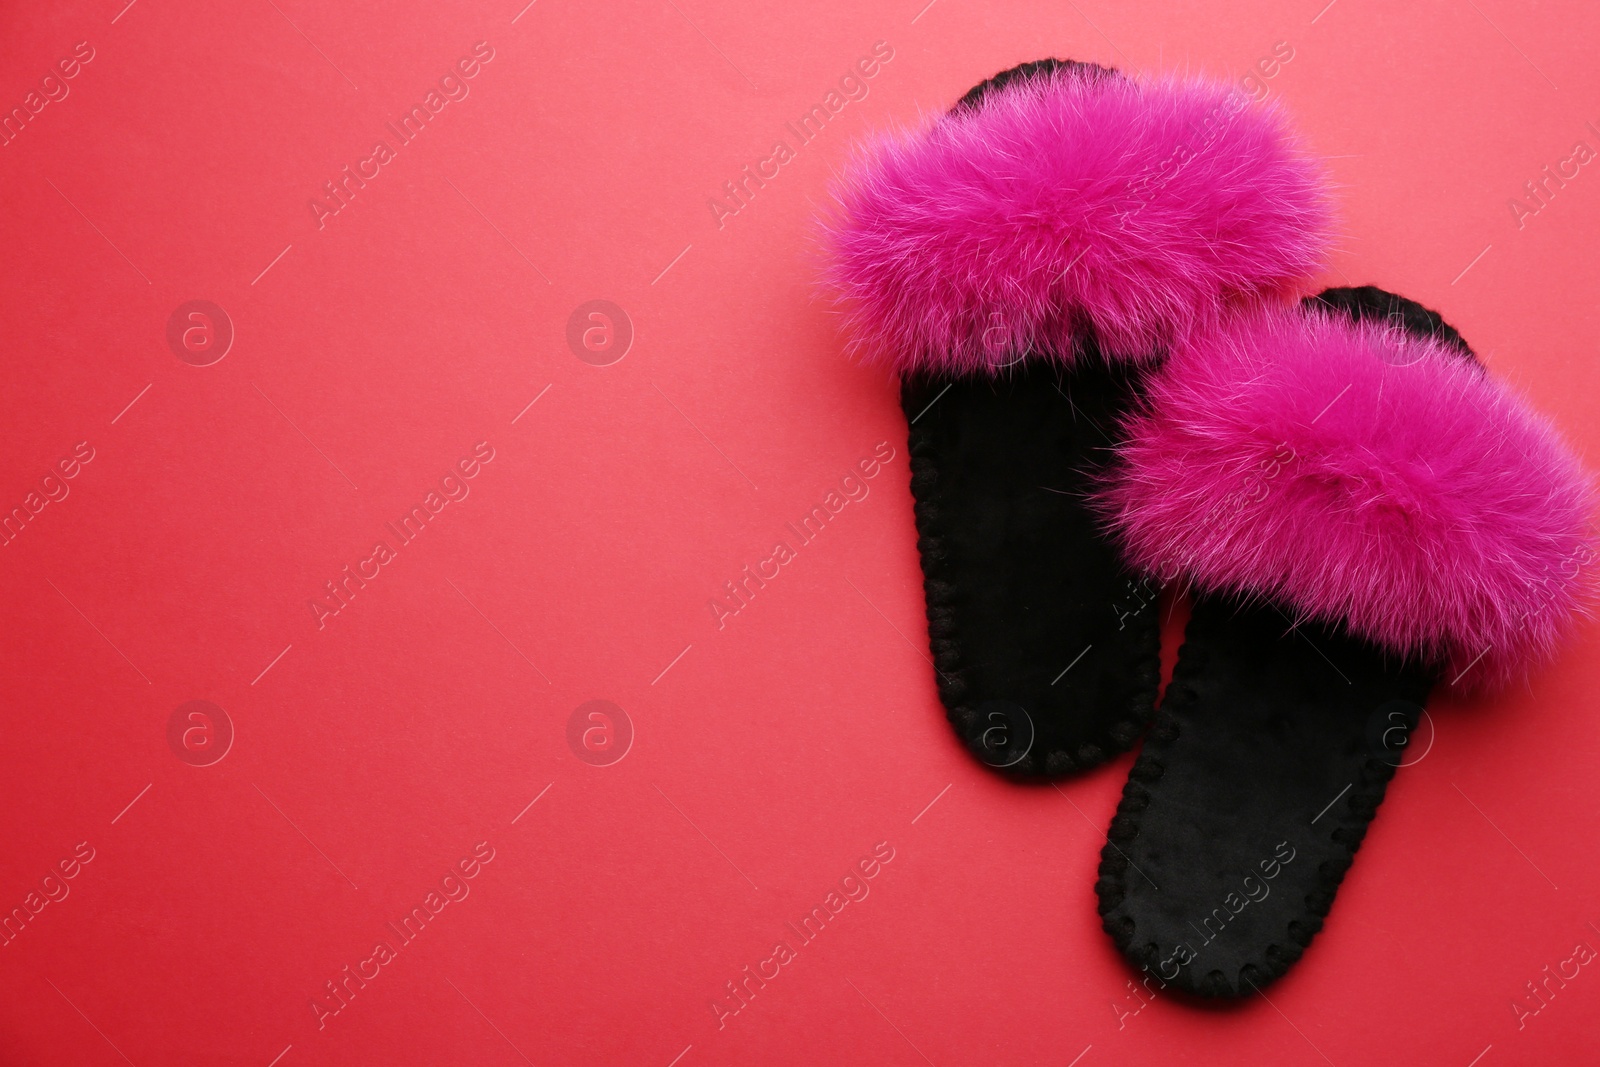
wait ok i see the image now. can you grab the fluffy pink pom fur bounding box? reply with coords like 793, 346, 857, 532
822, 68, 1330, 373
1098, 306, 1597, 688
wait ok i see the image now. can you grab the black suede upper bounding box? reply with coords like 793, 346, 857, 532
953, 57, 1121, 113
1306, 285, 1477, 365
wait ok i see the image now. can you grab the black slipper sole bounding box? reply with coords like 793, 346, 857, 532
903, 357, 1161, 778
1095, 594, 1433, 997
1095, 285, 1476, 995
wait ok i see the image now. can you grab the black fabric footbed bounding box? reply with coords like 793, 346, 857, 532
1095, 286, 1475, 999
898, 58, 1162, 780
903, 359, 1162, 779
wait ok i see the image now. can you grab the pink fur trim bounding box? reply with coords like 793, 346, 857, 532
822, 68, 1330, 373
1098, 306, 1597, 688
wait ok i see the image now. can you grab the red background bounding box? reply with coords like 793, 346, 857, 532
2, 0, 1597, 1064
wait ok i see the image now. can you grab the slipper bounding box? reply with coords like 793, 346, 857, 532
823, 59, 1329, 776
1093, 289, 1595, 995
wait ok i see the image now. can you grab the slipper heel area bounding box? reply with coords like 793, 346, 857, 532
1096, 595, 1432, 997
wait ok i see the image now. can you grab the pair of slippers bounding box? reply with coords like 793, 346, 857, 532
823, 59, 1595, 997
